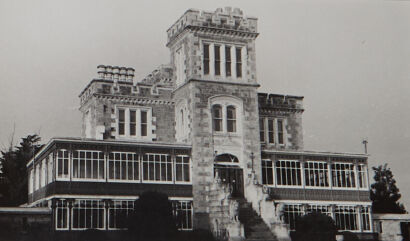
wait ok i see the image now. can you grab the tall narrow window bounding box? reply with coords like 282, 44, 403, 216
203, 44, 210, 75
304, 161, 329, 187
331, 163, 356, 188
276, 160, 302, 186
358, 164, 368, 189
212, 105, 223, 132
214, 45, 221, 76
118, 109, 125, 135
57, 150, 69, 180
226, 106, 236, 133
56, 199, 68, 230
277, 119, 284, 144
283, 204, 303, 230
236, 47, 242, 78
141, 111, 148, 137
268, 119, 275, 143
260, 119, 265, 142
172, 201, 193, 230
262, 159, 273, 185
176, 155, 190, 183
225, 46, 231, 76
129, 110, 136, 136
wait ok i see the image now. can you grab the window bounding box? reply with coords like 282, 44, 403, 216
276, 160, 302, 186
236, 47, 242, 78
56, 199, 69, 230
108, 152, 139, 181
259, 119, 265, 142
48, 154, 53, 184
116, 108, 151, 139
175, 47, 185, 86
28, 169, 34, 193
175, 155, 190, 183
283, 204, 303, 230
277, 119, 284, 144
72, 150, 105, 180
225, 46, 231, 76
214, 45, 221, 76
35, 164, 40, 190
331, 163, 356, 188
334, 206, 358, 231
268, 119, 275, 143
141, 110, 148, 137
304, 161, 329, 187
361, 206, 371, 231
142, 153, 172, 182
173, 201, 193, 230
72, 200, 105, 230
203, 44, 210, 75
226, 106, 236, 132
130, 110, 136, 136
108, 200, 134, 229
262, 159, 274, 185
306, 205, 331, 216
357, 164, 368, 189
41, 159, 46, 187
212, 105, 223, 132
118, 109, 125, 135
57, 150, 69, 180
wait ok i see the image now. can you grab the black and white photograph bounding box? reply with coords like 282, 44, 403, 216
0, 0, 409, 241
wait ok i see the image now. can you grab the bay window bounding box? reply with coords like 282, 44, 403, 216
56, 150, 69, 180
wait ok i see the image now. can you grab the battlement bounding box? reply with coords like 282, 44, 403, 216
167, 7, 258, 45
258, 93, 304, 112
140, 64, 173, 87
96, 65, 135, 83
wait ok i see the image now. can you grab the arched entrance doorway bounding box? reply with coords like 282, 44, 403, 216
214, 154, 244, 198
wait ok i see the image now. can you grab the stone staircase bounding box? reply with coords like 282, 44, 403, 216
238, 199, 278, 241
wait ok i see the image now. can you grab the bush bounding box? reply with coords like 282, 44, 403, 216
293, 212, 337, 241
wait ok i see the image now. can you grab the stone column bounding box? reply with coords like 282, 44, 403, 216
209, 43, 215, 76
221, 44, 226, 77
231, 45, 236, 78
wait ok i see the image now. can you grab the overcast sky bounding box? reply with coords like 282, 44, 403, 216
0, 0, 409, 207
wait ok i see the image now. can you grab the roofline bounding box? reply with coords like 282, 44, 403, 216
258, 92, 304, 100
27, 137, 192, 167
262, 149, 368, 159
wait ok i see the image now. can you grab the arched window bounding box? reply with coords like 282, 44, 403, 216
212, 105, 222, 132
180, 109, 184, 131
215, 154, 239, 163
226, 106, 236, 133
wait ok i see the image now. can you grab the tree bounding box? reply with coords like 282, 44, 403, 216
370, 164, 406, 214
292, 212, 337, 241
127, 191, 178, 241
0, 134, 43, 206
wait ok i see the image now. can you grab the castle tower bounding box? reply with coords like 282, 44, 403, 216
167, 7, 261, 228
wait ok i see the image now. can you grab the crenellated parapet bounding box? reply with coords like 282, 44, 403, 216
258, 93, 304, 113
167, 7, 258, 46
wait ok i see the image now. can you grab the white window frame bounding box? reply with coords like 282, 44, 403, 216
108, 200, 135, 230
108, 152, 140, 183
172, 200, 193, 230
72, 150, 105, 182
56, 149, 70, 181
260, 117, 287, 146
55, 199, 69, 230
175, 155, 191, 184
331, 162, 357, 189
71, 199, 105, 230
334, 205, 359, 231
141, 153, 173, 184
275, 160, 302, 188
116, 106, 153, 141
357, 164, 368, 189
304, 161, 330, 188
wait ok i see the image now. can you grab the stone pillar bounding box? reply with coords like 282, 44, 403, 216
241, 46, 247, 79
104, 199, 112, 230
356, 205, 362, 232
231, 46, 236, 78
221, 44, 226, 77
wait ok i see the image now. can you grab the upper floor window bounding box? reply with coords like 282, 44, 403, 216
212, 105, 223, 132
117, 107, 151, 140
262, 159, 274, 185
331, 163, 356, 188
203, 43, 245, 79
357, 164, 368, 189
276, 160, 302, 186
226, 105, 236, 132
56, 150, 69, 180
260, 117, 286, 146
304, 161, 329, 187
72, 150, 105, 180
108, 152, 139, 181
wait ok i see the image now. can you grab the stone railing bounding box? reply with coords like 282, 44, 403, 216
206, 174, 244, 241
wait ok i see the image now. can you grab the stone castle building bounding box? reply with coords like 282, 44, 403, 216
26, 7, 374, 240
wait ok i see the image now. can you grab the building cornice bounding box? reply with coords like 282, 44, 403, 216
93, 93, 175, 106
262, 149, 369, 159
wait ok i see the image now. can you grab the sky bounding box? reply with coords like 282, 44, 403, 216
0, 0, 409, 207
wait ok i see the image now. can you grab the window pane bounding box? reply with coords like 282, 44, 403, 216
225, 46, 231, 76
141, 111, 147, 137
236, 47, 242, 78
203, 44, 209, 75
214, 45, 220, 75
118, 109, 125, 135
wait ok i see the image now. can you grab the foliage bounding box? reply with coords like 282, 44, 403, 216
127, 191, 178, 241
0, 134, 43, 206
292, 212, 337, 241
370, 164, 406, 214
